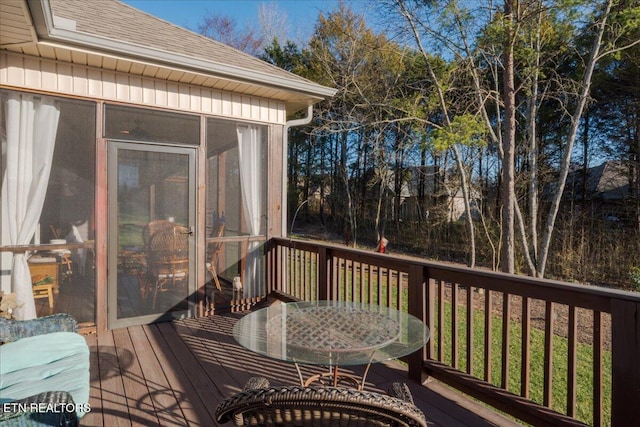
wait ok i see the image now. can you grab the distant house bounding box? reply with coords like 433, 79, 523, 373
563, 161, 633, 221
1, 0, 335, 329
396, 166, 480, 222
344, 165, 479, 223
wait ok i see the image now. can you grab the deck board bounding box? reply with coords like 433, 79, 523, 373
114, 327, 163, 426
144, 324, 214, 425
86, 313, 520, 427
94, 326, 131, 426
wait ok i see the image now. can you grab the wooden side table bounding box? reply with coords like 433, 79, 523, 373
28, 257, 60, 307
30, 274, 55, 308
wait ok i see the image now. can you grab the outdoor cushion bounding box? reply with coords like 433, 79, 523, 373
0, 331, 90, 418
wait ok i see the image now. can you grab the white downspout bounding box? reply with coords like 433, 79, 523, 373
282, 105, 313, 237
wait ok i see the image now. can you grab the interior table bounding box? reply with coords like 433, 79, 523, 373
233, 300, 430, 390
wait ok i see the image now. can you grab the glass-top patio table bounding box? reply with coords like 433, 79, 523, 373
233, 300, 430, 390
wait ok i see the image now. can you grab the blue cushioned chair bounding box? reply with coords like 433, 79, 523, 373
0, 313, 90, 426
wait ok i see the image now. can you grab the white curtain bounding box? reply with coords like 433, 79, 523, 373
237, 125, 263, 298
1, 93, 60, 319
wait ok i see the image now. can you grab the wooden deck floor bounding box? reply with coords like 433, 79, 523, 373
82, 313, 520, 427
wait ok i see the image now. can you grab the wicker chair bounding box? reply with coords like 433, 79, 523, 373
141, 219, 175, 247
146, 224, 189, 309
215, 377, 427, 427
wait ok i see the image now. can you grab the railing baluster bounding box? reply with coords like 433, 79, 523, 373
314, 252, 319, 299
307, 250, 312, 299
294, 248, 299, 297
396, 271, 403, 311
317, 247, 328, 300
303, 250, 308, 300
350, 259, 356, 302
484, 290, 492, 383
466, 285, 473, 375
366, 263, 372, 304
438, 279, 445, 362
521, 296, 530, 399
358, 262, 364, 303
567, 305, 577, 417
304, 250, 309, 297
335, 253, 340, 301
376, 264, 382, 306
427, 277, 435, 359
384, 268, 392, 307
593, 311, 603, 427
543, 301, 554, 407
501, 293, 511, 391
287, 244, 292, 294
342, 258, 348, 300
308, 251, 313, 299
452, 283, 459, 369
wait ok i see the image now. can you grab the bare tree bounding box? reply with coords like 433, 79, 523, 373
198, 13, 263, 56
258, 2, 289, 44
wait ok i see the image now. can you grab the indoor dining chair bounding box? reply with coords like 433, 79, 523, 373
146, 224, 189, 309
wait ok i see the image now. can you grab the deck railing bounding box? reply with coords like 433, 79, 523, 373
266, 237, 640, 427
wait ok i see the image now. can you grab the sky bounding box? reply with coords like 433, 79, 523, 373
121, 0, 373, 44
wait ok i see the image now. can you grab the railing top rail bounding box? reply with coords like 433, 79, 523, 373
272, 237, 640, 311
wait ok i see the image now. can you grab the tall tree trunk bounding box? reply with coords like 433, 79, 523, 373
500, 0, 517, 274
341, 131, 356, 246
419, 145, 427, 225
537, 0, 613, 277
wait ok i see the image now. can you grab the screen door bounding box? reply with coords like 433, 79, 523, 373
107, 141, 196, 329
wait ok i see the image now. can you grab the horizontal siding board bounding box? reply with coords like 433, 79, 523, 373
0, 52, 286, 124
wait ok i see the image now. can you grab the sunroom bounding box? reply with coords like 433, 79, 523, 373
0, 0, 336, 331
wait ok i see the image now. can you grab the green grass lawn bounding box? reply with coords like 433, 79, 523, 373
432, 300, 611, 426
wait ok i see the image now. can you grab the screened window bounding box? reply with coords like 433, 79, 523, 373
1, 90, 96, 322
104, 104, 200, 145
205, 118, 267, 300
206, 119, 267, 237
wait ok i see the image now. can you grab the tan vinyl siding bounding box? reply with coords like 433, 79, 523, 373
0, 51, 287, 124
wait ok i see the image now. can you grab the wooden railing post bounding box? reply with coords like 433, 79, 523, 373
265, 239, 273, 295
317, 247, 328, 300
408, 264, 427, 384
611, 299, 640, 427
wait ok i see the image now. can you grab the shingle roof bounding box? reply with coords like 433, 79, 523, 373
43, 0, 334, 99
566, 161, 630, 200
